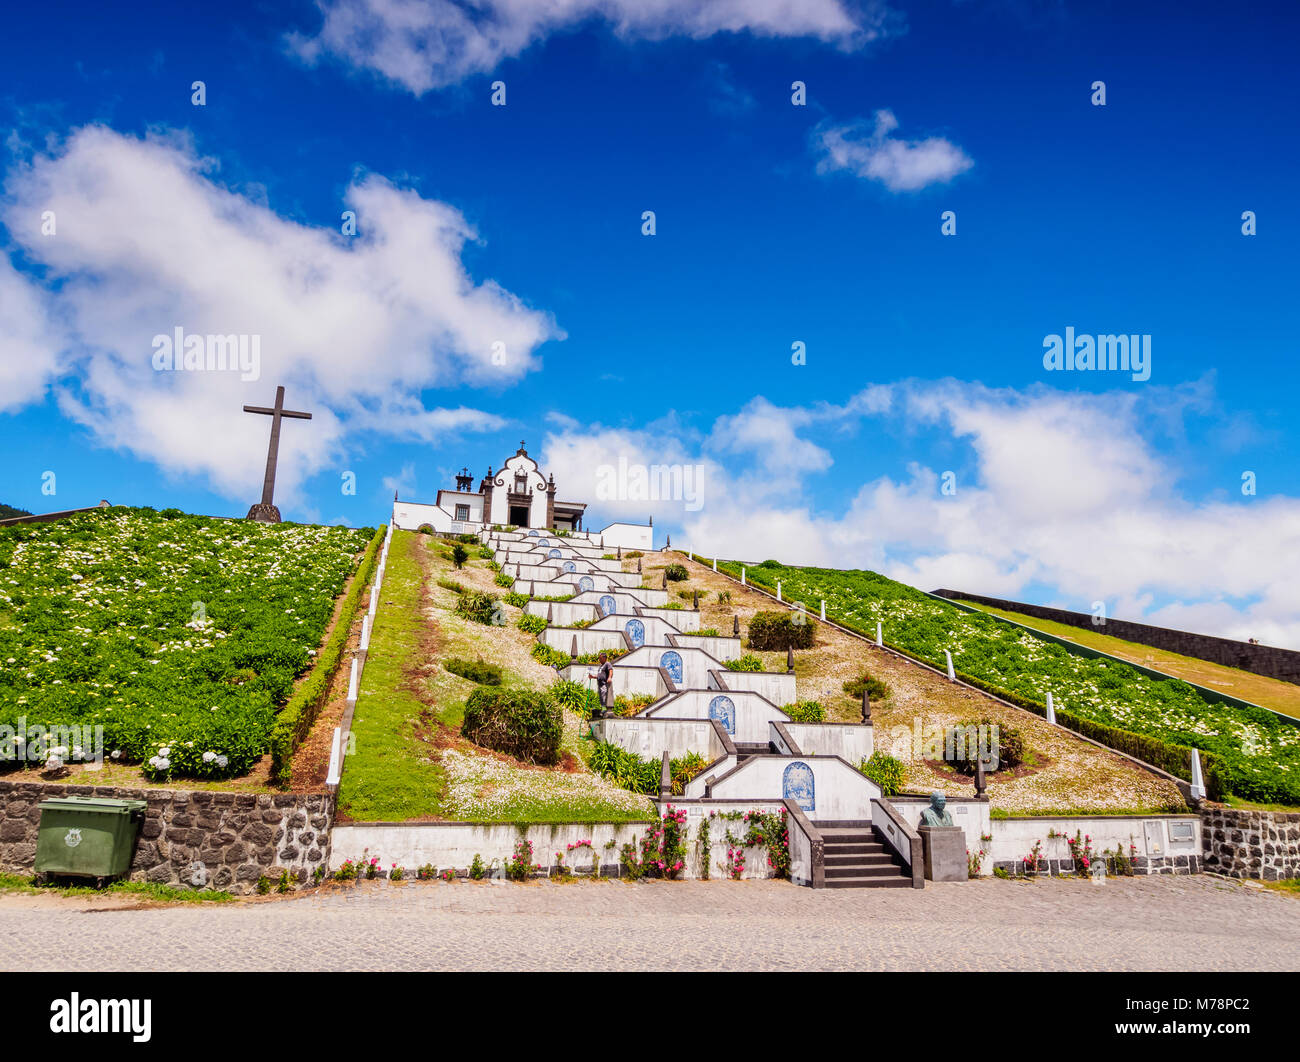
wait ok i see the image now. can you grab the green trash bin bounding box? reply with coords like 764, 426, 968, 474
35, 797, 149, 884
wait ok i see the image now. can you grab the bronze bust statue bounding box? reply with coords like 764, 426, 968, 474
919, 791, 955, 827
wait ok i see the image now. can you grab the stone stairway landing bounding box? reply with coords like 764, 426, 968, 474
733, 741, 776, 762
818, 822, 913, 889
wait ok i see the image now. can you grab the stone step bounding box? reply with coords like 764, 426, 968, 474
823, 844, 889, 859
826, 847, 899, 868
825, 874, 913, 889
824, 863, 904, 879
825, 852, 897, 868
820, 832, 876, 845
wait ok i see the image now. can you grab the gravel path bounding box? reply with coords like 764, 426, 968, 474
1, 875, 1295, 972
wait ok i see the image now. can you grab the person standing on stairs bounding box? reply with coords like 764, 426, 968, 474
588, 652, 614, 715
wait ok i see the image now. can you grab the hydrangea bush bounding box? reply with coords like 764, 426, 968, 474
0, 507, 372, 779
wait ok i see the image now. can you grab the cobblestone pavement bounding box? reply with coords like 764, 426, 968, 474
1, 875, 1296, 971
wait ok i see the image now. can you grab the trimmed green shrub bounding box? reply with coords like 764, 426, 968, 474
503, 591, 529, 608
443, 657, 502, 686
724, 653, 764, 672
454, 590, 500, 625
436, 577, 465, 593
664, 563, 688, 581
784, 700, 825, 723
944, 716, 1027, 773
843, 671, 892, 702
477, 545, 494, 559
494, 571, 514, 587
861, 751, 906, 796
747, 610, 816, 650
462, 687, 562, 765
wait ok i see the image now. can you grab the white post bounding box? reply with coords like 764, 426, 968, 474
1045, 691, 1056, 725
875, 621, 882, 647
819, 600, 826, 622
346, 658, 359, 704
712, 557, 717, 572
325, 727, 343, 787
741, 567, 746, 586
1190, 748, 1206, 801
368, 587, 377, 619
777, 581, 782, 602
360, 614, 371, 652
945, 649, 955, 681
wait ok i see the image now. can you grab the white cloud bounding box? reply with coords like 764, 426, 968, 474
288, 0, 895, 94
0, 125, 557, 505
0, 254, 65, 412
546, 381, 1300, 646
814, 110, 973, 192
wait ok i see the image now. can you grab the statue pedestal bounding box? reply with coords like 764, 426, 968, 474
918, 825, 967, 882
246, 503, 282, 523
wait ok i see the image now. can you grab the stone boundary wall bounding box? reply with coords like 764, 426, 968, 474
333, 799, 785, 881
0, 780, 335, 894
934, 589, 1300, 687
1200, 807, 1300, 880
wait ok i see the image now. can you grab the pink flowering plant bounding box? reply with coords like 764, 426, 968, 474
1066, 831, 1093, 877
505, 840, 540, 882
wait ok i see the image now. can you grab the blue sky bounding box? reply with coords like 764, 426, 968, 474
2, 0, 1298, 642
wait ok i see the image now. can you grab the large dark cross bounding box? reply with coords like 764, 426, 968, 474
243, 385, 312, 523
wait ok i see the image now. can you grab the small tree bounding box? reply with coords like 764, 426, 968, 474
451, 543, 469, 569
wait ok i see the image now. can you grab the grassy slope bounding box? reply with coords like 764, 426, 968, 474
337, 530, 447, 820
338, 531, 654, 824
956, 599, 1300, 720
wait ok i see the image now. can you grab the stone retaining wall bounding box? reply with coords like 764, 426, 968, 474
1200, 807, 1300, 880
0, 780, 335, 894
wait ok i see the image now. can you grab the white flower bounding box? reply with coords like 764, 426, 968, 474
215, 755, 228, 768
111, 750, 121, 759
202, 751, 216, 763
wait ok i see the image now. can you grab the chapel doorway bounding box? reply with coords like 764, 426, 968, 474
509, 505, 529, 527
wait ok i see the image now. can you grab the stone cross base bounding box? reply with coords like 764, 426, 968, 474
919, 825, 968, 882
246, 503, 282, 523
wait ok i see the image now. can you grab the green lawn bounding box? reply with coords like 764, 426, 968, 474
956, 599, 1300, 720
338, 531, 655, 824
0, 872, 233, 903
337, 529, 448, 821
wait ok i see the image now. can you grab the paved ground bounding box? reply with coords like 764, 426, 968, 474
0, 875, 1295, 971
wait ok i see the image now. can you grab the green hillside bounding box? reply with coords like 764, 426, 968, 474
0, 507, 373, 779
704, 557, 1299, 805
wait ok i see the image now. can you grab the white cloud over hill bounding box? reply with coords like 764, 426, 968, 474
542, 382, 1300, 647
0, 125, 554, 502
